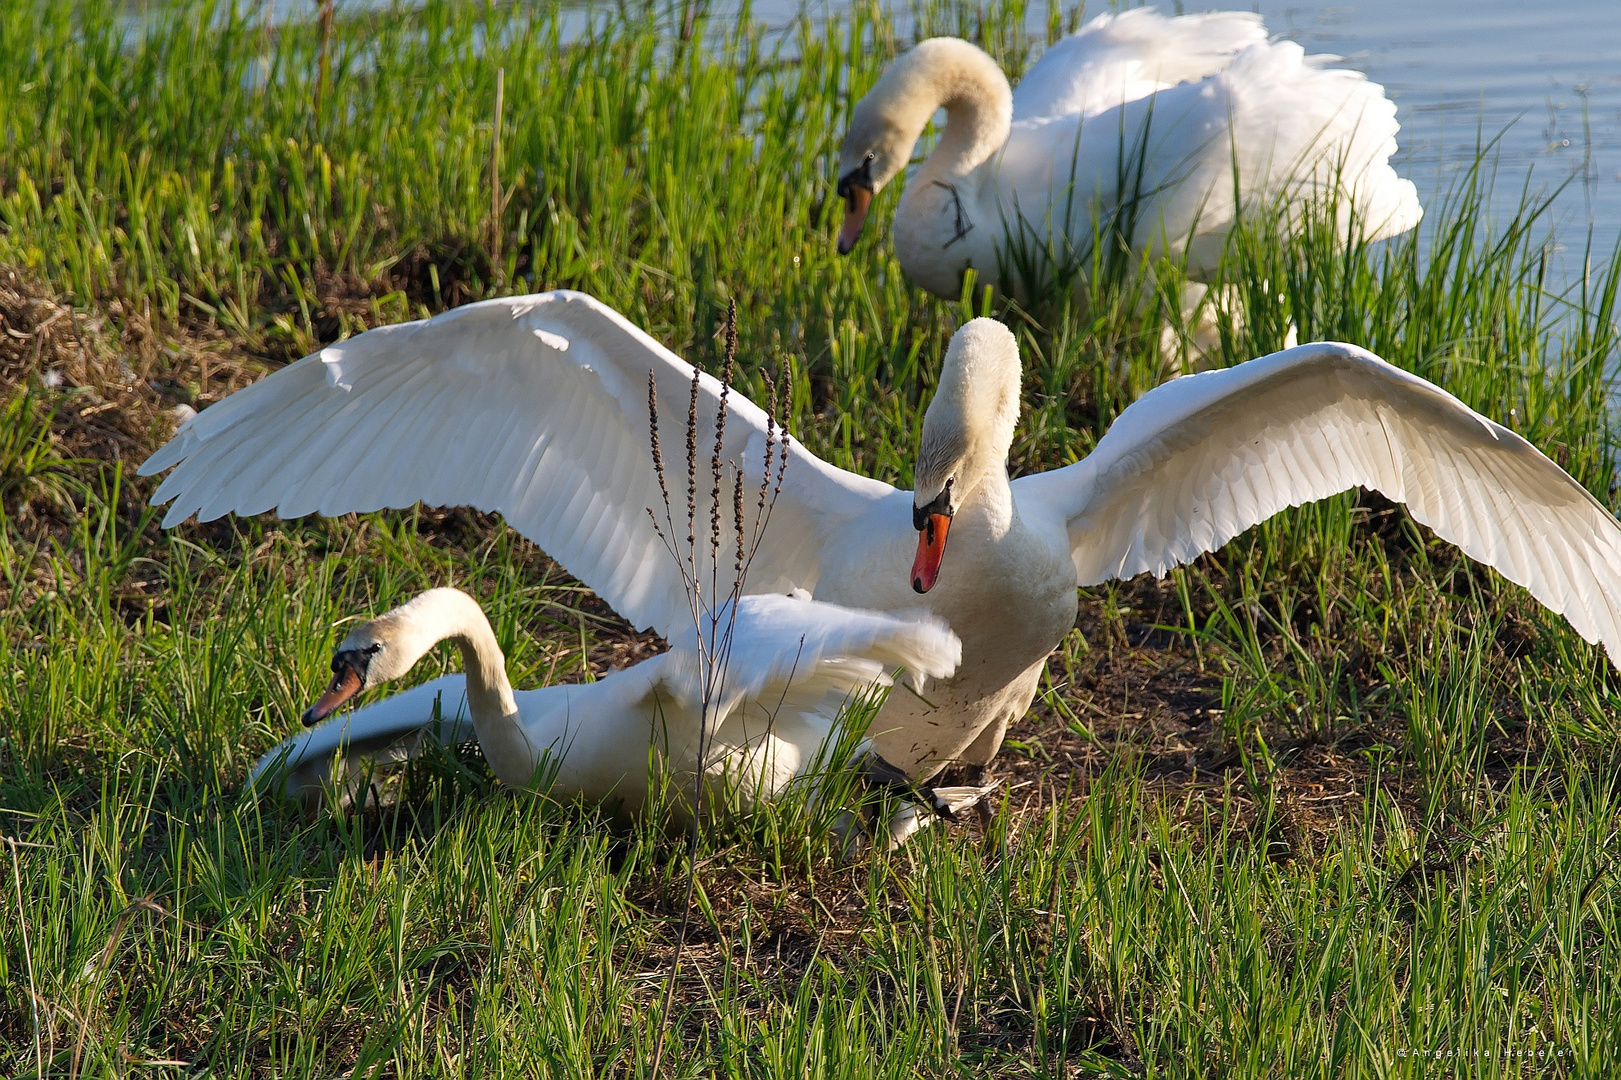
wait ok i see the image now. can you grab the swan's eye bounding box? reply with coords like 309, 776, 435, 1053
364, 644, 382, 656
864, 151, 875, 163
945, 476, 954, 490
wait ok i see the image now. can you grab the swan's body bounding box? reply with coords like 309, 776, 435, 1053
145, 291, 1621, 780
835, 9, 1423, 299
252, 588, 962, 818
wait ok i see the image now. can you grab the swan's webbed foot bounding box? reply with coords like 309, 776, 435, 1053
833, 752, 999, 856
858, 751, 960, 822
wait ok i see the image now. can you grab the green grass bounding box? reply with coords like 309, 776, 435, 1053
4, 0, 1621, 1074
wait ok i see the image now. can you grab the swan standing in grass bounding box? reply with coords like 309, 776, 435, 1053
252, 587, 963, 833
834, 8, 1423, 301
144, 291, 1621, 781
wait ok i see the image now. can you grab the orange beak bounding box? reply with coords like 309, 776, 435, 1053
302, 663, 363, 727
911, 513, 951, 593
837, 186, 873, 254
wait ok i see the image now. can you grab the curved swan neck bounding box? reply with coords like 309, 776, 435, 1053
878, 38, 1013, 183
382, 588, 518, 724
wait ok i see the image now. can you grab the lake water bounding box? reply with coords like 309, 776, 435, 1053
1256, 0, 1620, 275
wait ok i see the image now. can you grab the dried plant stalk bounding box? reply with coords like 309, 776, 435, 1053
685, 367, 699, 565
708, 299, 736, 592
733, 469, 746, 575
644, 295, 794, 1078
648, 369, 670, 512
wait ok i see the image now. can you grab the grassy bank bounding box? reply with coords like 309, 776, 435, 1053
3, 0, 1621, 1074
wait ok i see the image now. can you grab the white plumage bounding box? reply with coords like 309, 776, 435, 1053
835, 8, 1422, 299
1015, 343, 1621, 657
144, 292, 888, 636
143, 292, 1621, 779
1010, 9, 1270, 121
251, 588, 962, 821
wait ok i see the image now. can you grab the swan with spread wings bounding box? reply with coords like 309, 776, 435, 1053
144, 292, 1621, 779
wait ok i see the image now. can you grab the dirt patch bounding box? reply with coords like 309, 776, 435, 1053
0, 267, 256, 465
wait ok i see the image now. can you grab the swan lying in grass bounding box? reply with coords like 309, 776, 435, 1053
251, 587, 968, 838
835, 8, 1422, 301
144, 291, 1621, 781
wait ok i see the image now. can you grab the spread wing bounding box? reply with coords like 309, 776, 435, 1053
140, 291, 894, 637
1013, 341, 1621, 661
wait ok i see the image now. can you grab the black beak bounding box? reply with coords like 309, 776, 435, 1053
301, 650, 370, 726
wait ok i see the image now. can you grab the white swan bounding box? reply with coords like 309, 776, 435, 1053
142, 291, 1621, 781
250, 586, 963, 830
834, 8, 1423, 300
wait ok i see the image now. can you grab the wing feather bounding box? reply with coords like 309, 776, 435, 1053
248, 675, 475, 797
1012, 8, 1268, 122
1014, 341, 1621, 661
656, 593, 963, 719
141, 291, 894, 637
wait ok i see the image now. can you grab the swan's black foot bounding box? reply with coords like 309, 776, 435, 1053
859, 751, 960, 822
833, 752, 1003, 857
931, 762, 989, 789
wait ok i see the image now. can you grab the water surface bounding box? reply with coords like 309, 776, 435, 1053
1258, 0, 1620, 272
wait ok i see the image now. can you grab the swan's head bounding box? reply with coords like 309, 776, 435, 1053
835, 97, 909, 254
301, 589, 474, 725
837, 50, 941, 254
910, 318, 1022, 593
836, 39, 1011, 254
